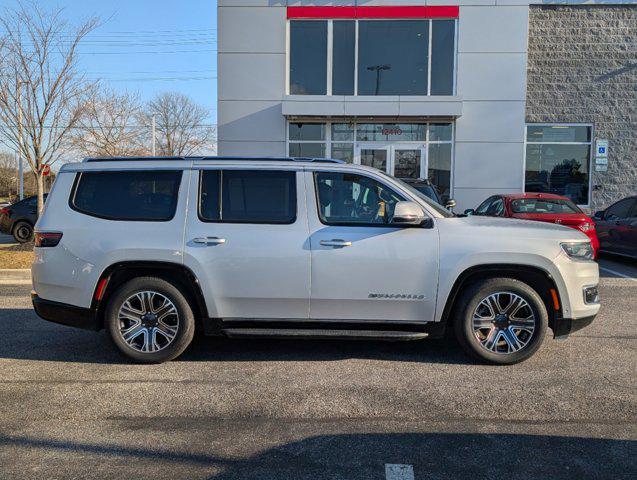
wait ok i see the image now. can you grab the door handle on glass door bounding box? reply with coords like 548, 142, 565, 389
320, 239, 352, 248
193, 237, 226, 245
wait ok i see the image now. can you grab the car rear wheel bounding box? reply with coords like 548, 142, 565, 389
13, 221, 33, 243
454, 278, 548, 365
105, 277, 195, 363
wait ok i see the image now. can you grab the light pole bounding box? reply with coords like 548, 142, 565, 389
367, 65, 391, 96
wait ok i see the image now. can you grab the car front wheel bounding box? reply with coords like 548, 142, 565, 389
454, 278, 548, 365
105, 277, 195, 363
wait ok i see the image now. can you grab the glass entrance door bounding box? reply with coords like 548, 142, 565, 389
359, 146, 390, 173
355, 144, 426, 179
392, 147, 426, 179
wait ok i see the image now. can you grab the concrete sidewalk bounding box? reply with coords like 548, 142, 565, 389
0, 269, 31, 285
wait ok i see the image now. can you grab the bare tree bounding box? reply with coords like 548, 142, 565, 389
70, 88, 147, 158
0, 1, 99, 215
0, 152, 17, 198
140, 92, 214, 157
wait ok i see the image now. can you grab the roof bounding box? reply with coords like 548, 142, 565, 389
82, 156, 344, 164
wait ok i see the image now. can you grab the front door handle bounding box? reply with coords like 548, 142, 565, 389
320, 239, 352, 248
193, 236, 226, 245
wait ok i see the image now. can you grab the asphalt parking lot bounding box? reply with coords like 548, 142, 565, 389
0, 260, 635, 480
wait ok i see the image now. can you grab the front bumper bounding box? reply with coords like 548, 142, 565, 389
552, 314, 597, 339
31, 293, 100, 331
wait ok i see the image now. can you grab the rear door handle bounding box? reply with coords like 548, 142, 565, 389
320, 239, 352, 248
193, 236, 226, 245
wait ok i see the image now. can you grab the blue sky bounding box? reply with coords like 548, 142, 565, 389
5, 0, 217, 123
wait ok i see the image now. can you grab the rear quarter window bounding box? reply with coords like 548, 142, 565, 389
70, 170, 182, 221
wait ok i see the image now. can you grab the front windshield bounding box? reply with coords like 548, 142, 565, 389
382, 173, 453, 218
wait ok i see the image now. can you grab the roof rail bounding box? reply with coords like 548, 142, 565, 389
83, 156, 345, 164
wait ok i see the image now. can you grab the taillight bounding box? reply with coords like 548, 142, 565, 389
34, 231, 63, 247
578, 222, 595, 232
0, 207, 9, 216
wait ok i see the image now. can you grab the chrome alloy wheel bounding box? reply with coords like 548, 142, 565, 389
472, 292, 536, 355
117, 291, 179, 353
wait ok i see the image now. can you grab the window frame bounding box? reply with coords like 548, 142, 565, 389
286, 18, 458, 97
197, 169, 298, 225
69, 170, 183, 222
312, 171, 409, 228
523, 123, 594, 207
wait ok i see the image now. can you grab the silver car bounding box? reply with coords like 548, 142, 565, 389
31, 157, 600, 364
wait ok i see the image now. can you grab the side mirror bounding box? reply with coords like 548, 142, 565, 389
393, 201, 427, 226
445, 198, 457, 210
593, 210, 605, 220
464, 208, 475, 216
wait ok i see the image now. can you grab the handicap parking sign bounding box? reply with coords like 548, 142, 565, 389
596, 140, 608, 158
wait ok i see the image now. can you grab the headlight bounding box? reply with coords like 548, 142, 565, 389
561, 242, 594, 260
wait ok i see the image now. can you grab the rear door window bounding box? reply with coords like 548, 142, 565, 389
199, 170, 297, 224
71, 170, 182, 221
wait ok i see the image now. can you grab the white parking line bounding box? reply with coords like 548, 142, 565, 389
385, 464, 415, 480
600, 266, 637, 282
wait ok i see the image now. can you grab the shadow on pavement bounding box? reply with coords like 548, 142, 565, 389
0, 431, 634, 479
0, 307, 471, 365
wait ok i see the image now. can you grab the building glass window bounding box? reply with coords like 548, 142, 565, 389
358, 20, 429, 95
288, 19, 456, 97
288, 122, 454, 199
430, 20, 455, 96
289, 21, 327, 95
289, 123, 326, 158
357, 124, 426, 142
525, 125, 592, 205
428, 142, 452, 200
332, 21, 356, 95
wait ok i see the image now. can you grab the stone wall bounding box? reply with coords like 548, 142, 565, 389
526, 5, 637, 210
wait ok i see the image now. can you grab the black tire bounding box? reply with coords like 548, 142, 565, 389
453, 278, 548, 365
105, 277, 195, 363
13, 221, 33, 243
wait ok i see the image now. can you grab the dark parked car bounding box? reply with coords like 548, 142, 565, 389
593, 196, 637, 259
400, 178, 456, 210
0, 195, 47, 243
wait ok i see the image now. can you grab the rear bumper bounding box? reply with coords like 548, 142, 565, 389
31, 293, 100, 331
552, 314, 596, 339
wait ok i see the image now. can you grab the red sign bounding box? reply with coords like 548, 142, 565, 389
382, 128, 403, 136
41, 164, 51, 177
287, 6, 459, 19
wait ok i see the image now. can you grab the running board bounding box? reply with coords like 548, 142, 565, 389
221, 328, 429, 341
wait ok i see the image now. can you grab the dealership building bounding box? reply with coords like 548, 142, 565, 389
217, 0, 636, 210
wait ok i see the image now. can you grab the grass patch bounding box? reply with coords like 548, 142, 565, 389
0, 242, 34, 269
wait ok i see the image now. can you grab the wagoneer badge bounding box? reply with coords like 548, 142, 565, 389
369, 293, 425, 300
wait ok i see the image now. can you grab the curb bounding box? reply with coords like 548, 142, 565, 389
0, 269, 31, 285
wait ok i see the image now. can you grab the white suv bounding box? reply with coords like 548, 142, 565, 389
31, 157, 600, 364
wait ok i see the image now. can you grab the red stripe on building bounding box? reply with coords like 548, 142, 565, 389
287, 6, 459, 20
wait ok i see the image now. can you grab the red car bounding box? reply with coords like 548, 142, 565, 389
467, 193, 600, 257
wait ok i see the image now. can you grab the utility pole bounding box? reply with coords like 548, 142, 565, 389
151, 114, 156, 156
17, 152, 23, 200
16, 81, 25, 200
